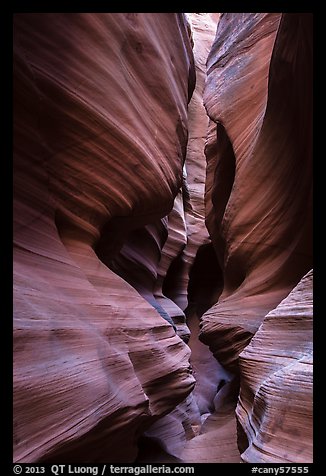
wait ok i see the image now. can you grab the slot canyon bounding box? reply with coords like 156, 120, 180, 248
13, 13, 313, 464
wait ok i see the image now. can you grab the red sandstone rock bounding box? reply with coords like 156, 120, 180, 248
181, 402, 241, 463
201, 13, 313, 371
13, 13, 195, 463
137, 13, 222, 461
13, 11, 313, 465
237, 270, 313, 463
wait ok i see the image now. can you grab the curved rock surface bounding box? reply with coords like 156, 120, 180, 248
202, 13, 313, 371
13, 13, 195, 463
237, 270, 313, 463
137, 13, 223, 461
13, 11, 313, 465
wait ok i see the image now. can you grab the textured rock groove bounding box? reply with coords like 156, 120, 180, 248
13, 12, 312, 464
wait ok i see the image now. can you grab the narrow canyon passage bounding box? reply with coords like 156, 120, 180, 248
13, 13, 312, 464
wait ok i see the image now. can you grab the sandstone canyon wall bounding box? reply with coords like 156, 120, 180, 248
202, 13, 313, 462
13, 13, 196, 463
13, 12, 313, 464
237, 270, 313, 463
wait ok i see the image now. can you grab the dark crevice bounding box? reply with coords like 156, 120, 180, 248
209, 122, 248, 293
184, 241, 234, 429
216, 379, 226, 393
237, 418, 249, 455
186, 242, 223, 318
136, 436, 183, 463
211, 122, 236, 227
161, 251, 186, 303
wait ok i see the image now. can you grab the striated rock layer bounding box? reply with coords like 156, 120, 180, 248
237, 270, 313, 463
136, 13, 224, 461
201, 12, 313, 463
14, 11, 313, 465
177, 13, 241, 464
202, 13, 313, 371
13, 13, 196, 463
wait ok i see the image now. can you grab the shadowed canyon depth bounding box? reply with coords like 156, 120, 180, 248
13, 13, 313, 464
